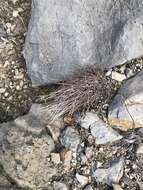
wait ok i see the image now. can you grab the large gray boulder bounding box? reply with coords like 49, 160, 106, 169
24, 0, 143, 85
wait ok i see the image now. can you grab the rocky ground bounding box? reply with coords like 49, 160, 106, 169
0, 0, 32, 122
0, 0, 143, 190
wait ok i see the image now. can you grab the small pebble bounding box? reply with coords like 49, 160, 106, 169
4, 92, 9, 97
61, 150, 72, 170
111, 71, 126, 82
13, 10, 19, 17
51, 153, 61, 164
16, 86, 21, 91
136, 144, 143, 154
0, 88, 6, 94
53, 182, 69, 190
76, 173, 89, 187
84, 185, 93, 190
85, 146, 94, 159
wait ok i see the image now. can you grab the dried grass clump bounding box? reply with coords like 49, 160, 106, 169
41, 66, 118, 122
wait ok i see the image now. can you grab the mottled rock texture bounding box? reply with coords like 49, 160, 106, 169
24, 0, 143, 85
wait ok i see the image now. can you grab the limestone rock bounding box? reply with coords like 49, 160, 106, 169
76, 173, 89, 187
60, 127, 80, 152
108, 70, 143, 131
92, 159, 124, 186
24, 0, 143, 85
53, 182, 69, 190
78, 112, 122, 144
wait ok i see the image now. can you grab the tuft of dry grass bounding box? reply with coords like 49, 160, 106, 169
41, 66, 119, 122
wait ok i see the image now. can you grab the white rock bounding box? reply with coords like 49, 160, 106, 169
76, 173, 89, 187
111, 71, 126, 82
13, 10, 19, 17
53, 182, 69, 190
85, 146, 94, 159
112, 184, 123, 190
0, 88, 6, 94
136, 144, 143, 154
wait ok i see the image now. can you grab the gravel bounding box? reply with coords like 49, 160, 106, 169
0, 0, 32, 122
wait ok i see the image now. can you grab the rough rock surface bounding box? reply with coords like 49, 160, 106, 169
78, 112, 122, 144
60, 127, 81, 152
24, 0, 143, 85
108, 69, 143, 131
0, 106, 143, 189
92, 158, 124, 186
0, 116, 56, 189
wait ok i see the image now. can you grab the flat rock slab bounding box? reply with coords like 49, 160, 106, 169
92, 158, 124, 186
78, 112, 122, 144
108, 70, 143, 131
24, 0, 143, 85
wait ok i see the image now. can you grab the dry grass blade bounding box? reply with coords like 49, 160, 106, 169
41, 66, 118, 122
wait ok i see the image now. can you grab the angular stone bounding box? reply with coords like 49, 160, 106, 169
24, 0, 143, 85
78, 112, 122, 144
90, 119, 122, 145
92, 159, 124, 186
136, 144, 143, 155
76, 173, 89, 187
84, 185, 94, 190
108, 70, 143, 131
0, 25, 7, 37
78, 111, 99, 130
60, 127, 80, 152
51, 153, 61, 164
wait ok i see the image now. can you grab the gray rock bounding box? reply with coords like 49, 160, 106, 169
90, 118, 122, 144
92, 158, 124, 186
108, 70, 143, 131
24, 0, 143, 85
0, 25, 7, 37
20, 103, 65, 141
78, 111, 98, 130
53, 182, 69, 190
60, 127, 80, 152
85, 146, 94, 159
0, 119, 56, 189
14, 114, 44, 134
84, 185, 93, 190
79, 112, 122, 144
